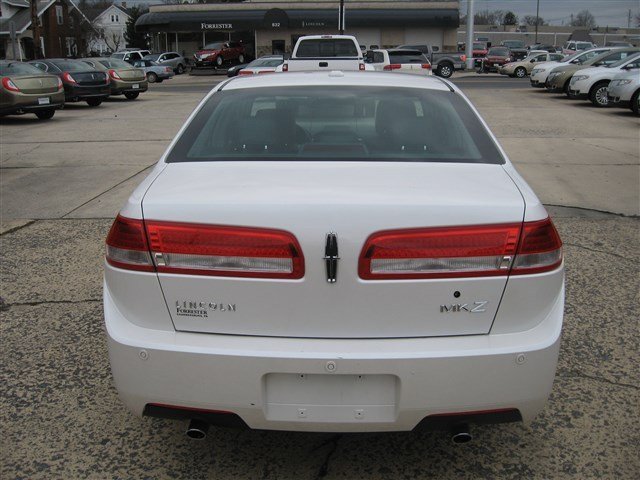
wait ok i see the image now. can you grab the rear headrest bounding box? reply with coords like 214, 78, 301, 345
375, 99, 418, 135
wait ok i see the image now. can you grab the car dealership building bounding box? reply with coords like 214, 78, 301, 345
136, 0, 460, 60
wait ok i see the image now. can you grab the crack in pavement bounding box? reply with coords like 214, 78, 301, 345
559, 370, 639, 391
563, 242, 636, 262
544, 203, 640, 219
312, 434, 342, 479
0, 220, 36, 236
0, 298, 101, 311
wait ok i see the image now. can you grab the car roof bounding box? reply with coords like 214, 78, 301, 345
223, 71, 453, 92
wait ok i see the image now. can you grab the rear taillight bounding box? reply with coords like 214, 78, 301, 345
2, 77, 20, 92
358, 218, 562, 280
359, 63, 366, 71
282, 63, 288, 72
511, 218, 563, 275
105, 215, 154, 272
238, 70, 252, 75
383, 64, 402, 70
108, 69, 121, 80
57, 77, 63, 89
258, 70, 275, 74
145, 221, 304, 279
460, 54, 467, 62
165, 67, 172, 73
62, 72, 77, 84
421, 63, 431, 69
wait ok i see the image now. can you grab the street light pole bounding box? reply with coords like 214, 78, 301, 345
465, 0, 475, 70
535, 0, 540, 44
339, 0, 345, 34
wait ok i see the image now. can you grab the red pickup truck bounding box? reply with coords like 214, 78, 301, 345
478, 46, 513, 73
193, 41, 246, 68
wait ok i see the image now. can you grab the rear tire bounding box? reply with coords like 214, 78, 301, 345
124, 91, 140, 100
35, 109, 55, 120
147, 72, 158, 83
631, 90, 640, 116
515, 67, 526, 78
86, 98, 102, 107
216, 56, 223, 67
589, 81, 609, 107
176, 64, 185, 74
437, 62, 453, 78
238, 54, 245, 64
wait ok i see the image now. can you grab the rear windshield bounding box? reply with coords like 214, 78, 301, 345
166, 87, 504, 164
51, 60, 91, 72
248, 57, 284, 68
388, 51, 427, 64
204, 43, 223, 50
295, 39, 359, 58
100, 58, 132, 69
488, 47, 509, 56
111, 53, 125, 60
144, 54, 161, 61
0, 62, 44, 76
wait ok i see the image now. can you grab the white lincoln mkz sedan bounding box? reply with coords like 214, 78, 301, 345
104, 71, 564, 442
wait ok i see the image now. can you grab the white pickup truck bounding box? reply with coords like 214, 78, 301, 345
282, 35, 366, 72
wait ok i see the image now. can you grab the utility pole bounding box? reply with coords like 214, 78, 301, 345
30, 0, 41, 59
535, 0, 540, 44
465, 0, 475, 70
628, 9, 632, 29
338, 0, 345, 34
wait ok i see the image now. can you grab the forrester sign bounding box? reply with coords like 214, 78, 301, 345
201, 23, 233, 30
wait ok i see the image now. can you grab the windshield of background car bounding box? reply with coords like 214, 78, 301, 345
0, 62, 46, 75
111, 53, 125, 60
388, 51, 428, 63
51, 60, 91, 72
504, 41, 524, 48
166, 87, 504, 164
473, 43, 486, 49
248, 57, 284, 67
144, 54, 161, 61
296, 39, 359, 57
204, 43, 223, 50
607, 53, 640, 68
488, 47, 509, 56
576, 43, 593, 50
101, 58, 133, 69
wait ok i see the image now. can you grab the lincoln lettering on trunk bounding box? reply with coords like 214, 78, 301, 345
175, 300, 236, 317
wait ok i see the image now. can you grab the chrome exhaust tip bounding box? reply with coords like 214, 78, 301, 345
186, 419, 209, 440
451, 424, 472, 444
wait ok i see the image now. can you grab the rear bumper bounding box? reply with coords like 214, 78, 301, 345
65, 84, 110, 101
110, 80, 148, 95
105, 280, 564, 433
0, 91, 64, 114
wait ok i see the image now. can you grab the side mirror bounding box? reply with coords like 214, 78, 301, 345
530, 59, 536, 63
432, 46, 440, 52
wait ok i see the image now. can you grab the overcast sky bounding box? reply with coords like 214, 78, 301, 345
460, 0, 639, 27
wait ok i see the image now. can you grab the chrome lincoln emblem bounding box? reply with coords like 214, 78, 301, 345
324, 233, 339, 283
38, 79, 42, 86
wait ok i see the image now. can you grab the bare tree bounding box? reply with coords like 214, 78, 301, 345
571, 10, 597, 28
522, 15, 546, 27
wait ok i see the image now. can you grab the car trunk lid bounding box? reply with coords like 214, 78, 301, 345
12, 75, 59, 94
73, 71, 109, 86
116, 68, 145, 81
142, 162, 525, 339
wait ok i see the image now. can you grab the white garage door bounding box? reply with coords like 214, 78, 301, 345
404, 28, 444, 49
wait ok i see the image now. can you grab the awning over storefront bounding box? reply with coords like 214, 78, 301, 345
135, 8, 459, 33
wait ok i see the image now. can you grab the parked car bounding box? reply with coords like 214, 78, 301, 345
227, 63, 249, 77
112, 49, 152, 64
193, 41, 246, 69
81, 57, 148, 100
282, 35, 365, 72
607, 69, 640, 115
237, 55, 284, 75
562, 41, 596, 55
0, 60, 64, 119
131, 59, 174, 83
499, 50, 564, 78
569, 52, 640, 106
478, 46, 512, 73
529, 47, 613, 87
605, 41, 634, 47
396, 44, 467, 78
104, 71, 564, 440
28, 58, 110, 107
528, 44, 557, 53
471, 41, 489, 68
366, 49, 432, 76
500, 40, 528, 60
143, 52, 187, 74
547, 48, 639, 95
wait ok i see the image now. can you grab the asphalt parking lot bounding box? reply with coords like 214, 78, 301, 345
1, 73, 639, 479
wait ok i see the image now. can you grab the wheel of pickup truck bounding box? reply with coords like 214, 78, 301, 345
176, 64, 185, 74
515, 67, 526, 78
437, 62, 453, 78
